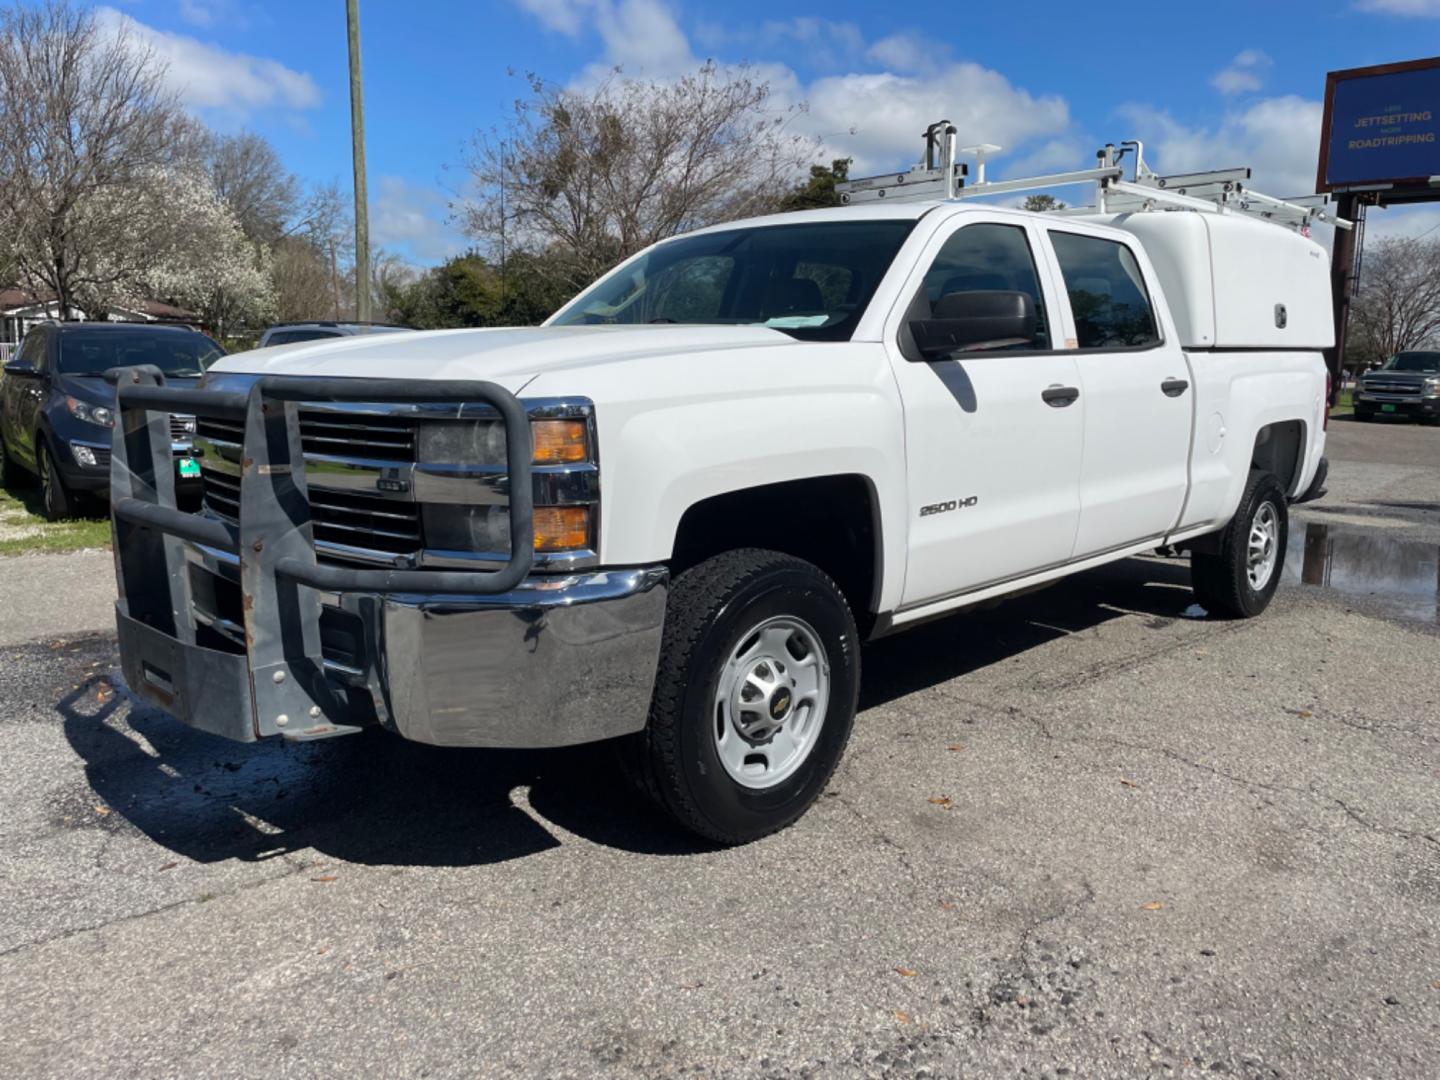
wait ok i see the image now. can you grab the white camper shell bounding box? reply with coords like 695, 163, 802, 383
1083, 211, 1335, 351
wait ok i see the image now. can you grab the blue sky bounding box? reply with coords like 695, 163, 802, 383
101, 0, 1440, 264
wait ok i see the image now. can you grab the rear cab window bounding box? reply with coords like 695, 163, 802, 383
1047, 231, 1161, 350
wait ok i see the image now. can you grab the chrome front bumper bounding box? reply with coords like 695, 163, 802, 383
117, 560, 669, 748
108, 372, 666, 750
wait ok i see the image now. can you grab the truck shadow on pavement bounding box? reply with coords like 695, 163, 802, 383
57, 556, 1200, 868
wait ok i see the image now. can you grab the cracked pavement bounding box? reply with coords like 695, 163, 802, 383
1, 419, 1437, 1078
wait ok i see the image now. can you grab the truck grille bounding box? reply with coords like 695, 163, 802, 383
198, 467, 423, 556
195, 408, 424, 561
195, 412, 416, 462
1362, 379, 1424, 395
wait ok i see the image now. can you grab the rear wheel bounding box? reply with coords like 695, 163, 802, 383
1191, 470, 1288, 619
622, 549, 860, 845
37, 441, 74, 521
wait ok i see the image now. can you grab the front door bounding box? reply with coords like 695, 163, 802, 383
885, 215, 1085, 609
6, 329, 47, 469
1043, 227, 1192, 556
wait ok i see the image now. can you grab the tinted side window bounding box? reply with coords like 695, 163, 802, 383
15, 330, 46, 371
917, 223, 1050, 350
1048, 232, 1160, 349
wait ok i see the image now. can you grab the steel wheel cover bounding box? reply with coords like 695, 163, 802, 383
713, 615, 831, 790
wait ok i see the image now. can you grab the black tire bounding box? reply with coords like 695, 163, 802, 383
1353, 409, 1373, 422
621, 549, 860, 845
37, 441, 73, 521
1191, 470, 1288, 619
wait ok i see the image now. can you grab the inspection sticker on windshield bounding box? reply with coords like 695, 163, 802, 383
177, 457, 201, 479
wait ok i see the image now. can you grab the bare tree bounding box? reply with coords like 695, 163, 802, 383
204, 131, 300, 245
0, 1, 188, 315
1348, 235, 1440, 365
290, 182, 354, 319
460, 64, 819, 292
269, 236, 336, 324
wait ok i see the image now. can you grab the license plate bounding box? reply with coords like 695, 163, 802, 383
1381, 404, 1397, 413
177, 456, 201, 478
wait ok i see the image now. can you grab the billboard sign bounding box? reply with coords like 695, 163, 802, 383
1318, 57, 1440, 193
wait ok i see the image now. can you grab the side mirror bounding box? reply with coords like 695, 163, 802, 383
3, 361, 35, 377
909, 290, 1036, 360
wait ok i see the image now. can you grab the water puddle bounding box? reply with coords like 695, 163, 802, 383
1282, 522, 1439, 624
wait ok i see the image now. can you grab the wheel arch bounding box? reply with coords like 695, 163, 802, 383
670, 473, 885, 633
1250, 419, 1307, 497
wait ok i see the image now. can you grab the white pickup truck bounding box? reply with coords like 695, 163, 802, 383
107, 140, 1334, 844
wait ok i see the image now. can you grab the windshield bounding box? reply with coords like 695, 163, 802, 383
550, 220, 916, 341
57, 329, 225, 378
1379, 351, 1440, 374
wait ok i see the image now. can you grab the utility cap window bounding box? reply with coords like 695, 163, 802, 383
1048, 231, 1160, 350
901, 222, 1050, 360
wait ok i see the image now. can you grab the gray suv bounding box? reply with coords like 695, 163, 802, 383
258, 321, 412, 348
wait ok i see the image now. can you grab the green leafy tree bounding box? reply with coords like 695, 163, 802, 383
781, 159, 852, 211
1022, 194, 1066, 213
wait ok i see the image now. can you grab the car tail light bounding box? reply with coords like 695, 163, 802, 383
1324, 371, 1332, 430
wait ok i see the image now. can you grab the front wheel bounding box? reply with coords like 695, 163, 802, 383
622, 549, 860, 845
1191, 470, 1288, 619
37, 441, 74, 521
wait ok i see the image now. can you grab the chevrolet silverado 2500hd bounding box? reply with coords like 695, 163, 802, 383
107, 136, 1335, 844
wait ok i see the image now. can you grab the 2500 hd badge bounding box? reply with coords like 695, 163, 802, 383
920, 496, 979, 517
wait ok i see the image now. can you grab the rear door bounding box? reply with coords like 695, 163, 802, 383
1043, 227, 1192, 557
884, 213, 1085, 609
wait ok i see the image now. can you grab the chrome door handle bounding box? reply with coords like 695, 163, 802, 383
1160, 377, 1189, 397
1041, 384, 1080, 407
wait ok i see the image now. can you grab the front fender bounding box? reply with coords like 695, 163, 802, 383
523, 344, 911, 613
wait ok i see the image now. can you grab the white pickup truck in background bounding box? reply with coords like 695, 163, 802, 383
108, 133, 1336, 844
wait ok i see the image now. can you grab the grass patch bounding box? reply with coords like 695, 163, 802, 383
1329, 388, 1354, 418
0, 480, 111, 557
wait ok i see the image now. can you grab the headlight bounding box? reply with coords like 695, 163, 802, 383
65, 397, 113, 428
1424, 377, 1440, 397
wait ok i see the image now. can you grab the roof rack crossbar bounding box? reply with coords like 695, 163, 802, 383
835, 124, 1353, 231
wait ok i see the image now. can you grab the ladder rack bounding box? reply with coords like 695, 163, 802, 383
835, 126, 1353, 232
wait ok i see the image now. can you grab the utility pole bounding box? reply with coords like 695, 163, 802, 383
346, 0, 371, 322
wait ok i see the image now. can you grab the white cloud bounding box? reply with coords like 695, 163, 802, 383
515, 0, 593, 35
1359, 204, 1440, 242
1354, 0, 1440, 14
1210, 49, 1271, 95
807, 67, 1068, 175
371, 176, 466, 264
1119, 95, 1324, 196
521, 0, 1070, 176
95, 7, 320, 117
697, 17, 865, 70
178, 0, 218, 27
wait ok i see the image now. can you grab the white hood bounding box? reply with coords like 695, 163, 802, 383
213, 325, 799, 394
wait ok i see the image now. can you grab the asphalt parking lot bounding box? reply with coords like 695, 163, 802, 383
1, 416, 1436, 1079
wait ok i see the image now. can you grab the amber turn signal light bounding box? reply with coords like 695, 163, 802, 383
533, 506, 591, 552
531, 419, 588, 464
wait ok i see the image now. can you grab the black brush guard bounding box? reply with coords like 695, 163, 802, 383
109, 368, 534, 741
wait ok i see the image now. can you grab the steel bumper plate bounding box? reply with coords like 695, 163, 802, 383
116, 603, 261, 742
